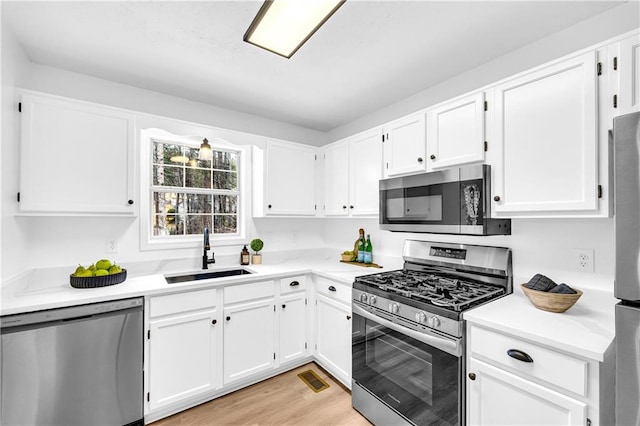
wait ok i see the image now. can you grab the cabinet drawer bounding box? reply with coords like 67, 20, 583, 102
279, 275, 307, 294
224, 280, 274, 305
469, 325, 588, 396
315, 278, 351, 305
150, 288, 217, 318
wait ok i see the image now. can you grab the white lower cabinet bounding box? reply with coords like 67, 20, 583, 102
147, 289, 221, 412
315, 284, 352, 388
279, 291, 308, 364
466, 323, 614, 426
468, 358, 586, 426
223, 281, 276, 385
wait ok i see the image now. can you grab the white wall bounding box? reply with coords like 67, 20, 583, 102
323, 218, 615, 291
326, 1, 640, 141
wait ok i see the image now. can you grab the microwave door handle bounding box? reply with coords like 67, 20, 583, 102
352, 304, 461, 357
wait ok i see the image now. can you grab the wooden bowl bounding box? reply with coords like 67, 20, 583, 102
521, 283, 582, 313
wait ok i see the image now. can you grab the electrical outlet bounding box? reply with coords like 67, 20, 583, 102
106, 239, 118, 254
575, 249, 594, 272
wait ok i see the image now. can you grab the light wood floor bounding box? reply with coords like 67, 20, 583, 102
151, 363, 371, 426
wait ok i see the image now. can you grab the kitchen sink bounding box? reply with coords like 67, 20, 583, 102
165, 268, 253, 284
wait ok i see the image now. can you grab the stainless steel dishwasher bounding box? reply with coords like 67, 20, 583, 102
1, 297, 144, 426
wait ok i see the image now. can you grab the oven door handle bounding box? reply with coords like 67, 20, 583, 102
353, 304, 462, 357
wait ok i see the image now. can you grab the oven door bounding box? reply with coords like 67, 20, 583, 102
352, 304, 462, 426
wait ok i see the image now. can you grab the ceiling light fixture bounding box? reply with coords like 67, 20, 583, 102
243, 0, 345, 59
198, 138, 213, 161
169, 155, 190, 164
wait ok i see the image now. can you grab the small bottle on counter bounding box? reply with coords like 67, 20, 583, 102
364, 234, 373, 264
240, 245, 250, 265
357, 233, 366, 263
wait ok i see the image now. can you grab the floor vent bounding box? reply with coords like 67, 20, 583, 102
297, 369, 330, 393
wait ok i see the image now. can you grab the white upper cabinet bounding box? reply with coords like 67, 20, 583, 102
18, 91, 135, 215
349, 129, 383, 216
491, 51, 599, 216
323, 129, 382, 217
322, 139, 350, 216
617, 33, 640, 115
253, 140, 317, 216
382, 112, 427, 177
427, 91, 486, 170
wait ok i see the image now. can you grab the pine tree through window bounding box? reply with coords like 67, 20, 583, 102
151, 140, 239, 237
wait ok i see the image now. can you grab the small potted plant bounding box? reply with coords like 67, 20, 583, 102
250, 238, 264, 264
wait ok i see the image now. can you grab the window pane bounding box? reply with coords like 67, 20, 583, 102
186, 215, 212, 235
185, 146, 212, 168
153, 142, 184, 165
212, 151, 238, 171
213, 171, 238, 190
187, 194, 212, 213
153, 165, 184, 187
214, 215, 237, 234
185, 167, 212, 189
153, 214, 184, 236
214, 194, 238, 214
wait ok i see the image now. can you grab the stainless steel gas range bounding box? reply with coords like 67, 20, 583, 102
352, 240, 512, 426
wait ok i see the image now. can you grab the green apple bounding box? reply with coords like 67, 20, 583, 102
108, 264, 122, 274
95, 259, 112, 270
95, 269, 109, 277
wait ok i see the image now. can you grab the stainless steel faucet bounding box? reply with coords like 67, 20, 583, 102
202, 227, 215, 269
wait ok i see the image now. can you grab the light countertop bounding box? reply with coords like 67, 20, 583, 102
463, 284, 617, 361
0, 250, 402, 316
1, 250, 616, 362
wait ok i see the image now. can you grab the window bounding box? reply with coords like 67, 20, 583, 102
149, 136, 241, 241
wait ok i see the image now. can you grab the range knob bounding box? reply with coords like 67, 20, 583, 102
369, 295, 377, 305
388, 303, 400, 314
428, 316, 441, 328
360, 293, 369, 303
415, 311, 427, 324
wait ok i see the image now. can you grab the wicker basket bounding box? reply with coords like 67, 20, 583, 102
521, 283, 582, 313
70, 270, 127, 289
341, 253, 356, 262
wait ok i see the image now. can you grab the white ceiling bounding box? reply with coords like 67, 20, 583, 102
2, 1, 624, 132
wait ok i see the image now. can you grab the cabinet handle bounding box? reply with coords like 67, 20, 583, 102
226, 316, 231, 321
493, 195, 501, 202
342, 205, 347, 209
212, 319, 217, 325
349, 205, 354, 209
128, 199, 134, 205
282, 304, 286, 309
268, 204, 272, 209
468, 372, 476, 381
430, 154, 436, 160
289, 281, 300, 287
328, 286, 337, 292
507, 349, 534, 363
417, 157, 424, 163
346, 315, 351, 320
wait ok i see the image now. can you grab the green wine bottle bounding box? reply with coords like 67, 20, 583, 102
357, 235, 365, 262
364, 234, 373, 264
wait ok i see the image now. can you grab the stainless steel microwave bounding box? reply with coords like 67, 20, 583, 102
379, 164, 511, 235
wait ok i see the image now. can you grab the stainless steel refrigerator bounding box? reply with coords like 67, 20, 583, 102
614, 111, 640, 425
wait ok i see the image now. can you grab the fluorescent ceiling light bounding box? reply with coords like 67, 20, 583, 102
244, 0, 345, 58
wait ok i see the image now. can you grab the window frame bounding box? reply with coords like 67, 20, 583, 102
139, 128, 247, 251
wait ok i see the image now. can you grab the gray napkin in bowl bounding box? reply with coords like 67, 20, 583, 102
524, 274, 557, 292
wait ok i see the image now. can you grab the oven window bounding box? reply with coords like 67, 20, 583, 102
353, 314, 459, 426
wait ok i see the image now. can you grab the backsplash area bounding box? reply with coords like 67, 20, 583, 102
322, 217, 615, 291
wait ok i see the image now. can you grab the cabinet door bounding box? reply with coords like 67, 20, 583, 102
279, 292, 308, 364
428, 92, 485, 169
492, 51, 598, 215
264, 140, 317, 215
618, 34, 640, 115
315, 294, 352, 387
467, 358, 586, 426
148, 309, 220, 411
349, 129, 382, 216
323, 140, 350, 216
382, 113, 426, 177
223, 299, 276, 384
19, 92, 135, 214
